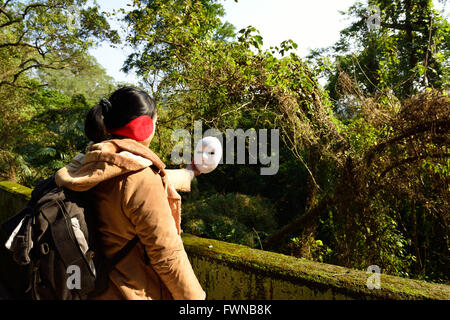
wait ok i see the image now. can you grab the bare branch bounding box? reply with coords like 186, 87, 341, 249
380, 152, 450, 178
365, 118, 450, 165
0, 80, 47, 90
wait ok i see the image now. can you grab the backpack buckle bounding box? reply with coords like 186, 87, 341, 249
40, 243, 50, 255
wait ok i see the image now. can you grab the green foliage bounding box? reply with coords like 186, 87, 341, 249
19, 92, 90, 183
37, 53, 116, 105
312, 0, 450, 100
0, 0, 119, 89
289, 237, 333, 263
182, 193, 277, 248
0, 0, 118, 186
0, 86, 91, 186
0, 149, 33, 184
0, 0, 448, 286
122, 0, 235, 80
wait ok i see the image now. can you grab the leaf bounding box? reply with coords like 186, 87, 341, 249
255, 35, 263, 46
36, 147, 57, 158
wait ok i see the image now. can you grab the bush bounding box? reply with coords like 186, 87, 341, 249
182, 193, 278, 248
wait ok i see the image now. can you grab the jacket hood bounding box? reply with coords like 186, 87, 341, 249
55, 139, 167, 192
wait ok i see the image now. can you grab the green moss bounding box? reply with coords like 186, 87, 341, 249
182, 233, 450, 300
0, 180, 32, 226
0, 180, 32, 199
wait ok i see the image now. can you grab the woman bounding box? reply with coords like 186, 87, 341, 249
54, 87, 206, 300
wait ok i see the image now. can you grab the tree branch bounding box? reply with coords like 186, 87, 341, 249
0, 2, 62, 29
0, 80, 47, 90
1, 0, 13, 9
380, 152, 450, 178
365, 118, 450, 166
263, 194, 335, 250
0, 58, 70, 88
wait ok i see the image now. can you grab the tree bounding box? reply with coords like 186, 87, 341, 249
314, 0, 450, 101
122, 0, 235, 93
37, 52, 116, 105
0, 0, 119, 89
0, 0, 119, 186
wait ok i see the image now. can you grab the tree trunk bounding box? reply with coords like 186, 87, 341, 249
263, 193, 334, 251
402, 0, 416, 98
411, 200, 423, 273
294, 148, 320, 259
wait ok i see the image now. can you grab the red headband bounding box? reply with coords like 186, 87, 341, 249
107, 115, 154, 141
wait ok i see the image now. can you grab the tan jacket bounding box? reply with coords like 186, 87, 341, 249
54, 138, 205, 300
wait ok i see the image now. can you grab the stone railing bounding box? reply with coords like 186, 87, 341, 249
1, 180, 449, 300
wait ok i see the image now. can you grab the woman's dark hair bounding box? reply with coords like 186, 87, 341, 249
84, 86, 157, 143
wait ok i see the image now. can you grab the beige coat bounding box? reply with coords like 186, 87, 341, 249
55, 138, 205, 300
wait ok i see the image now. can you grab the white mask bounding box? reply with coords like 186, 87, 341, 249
193, 136, 223, 174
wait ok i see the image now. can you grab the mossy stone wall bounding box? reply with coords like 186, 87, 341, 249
0, 181, 32, 299
0, 180, 449, 300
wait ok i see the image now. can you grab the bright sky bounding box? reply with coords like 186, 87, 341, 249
90, 0, 449, 85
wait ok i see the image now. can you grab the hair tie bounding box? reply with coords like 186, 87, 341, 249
100, 98, 112, 115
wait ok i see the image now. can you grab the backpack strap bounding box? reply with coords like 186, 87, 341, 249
45, 200, 96, 296
108, 235, 140, 268
91, 235, 140, 298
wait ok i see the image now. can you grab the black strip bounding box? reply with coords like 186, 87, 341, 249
108, 235, 139, 267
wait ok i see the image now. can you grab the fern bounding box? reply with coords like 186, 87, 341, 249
36, 147, 57, 157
